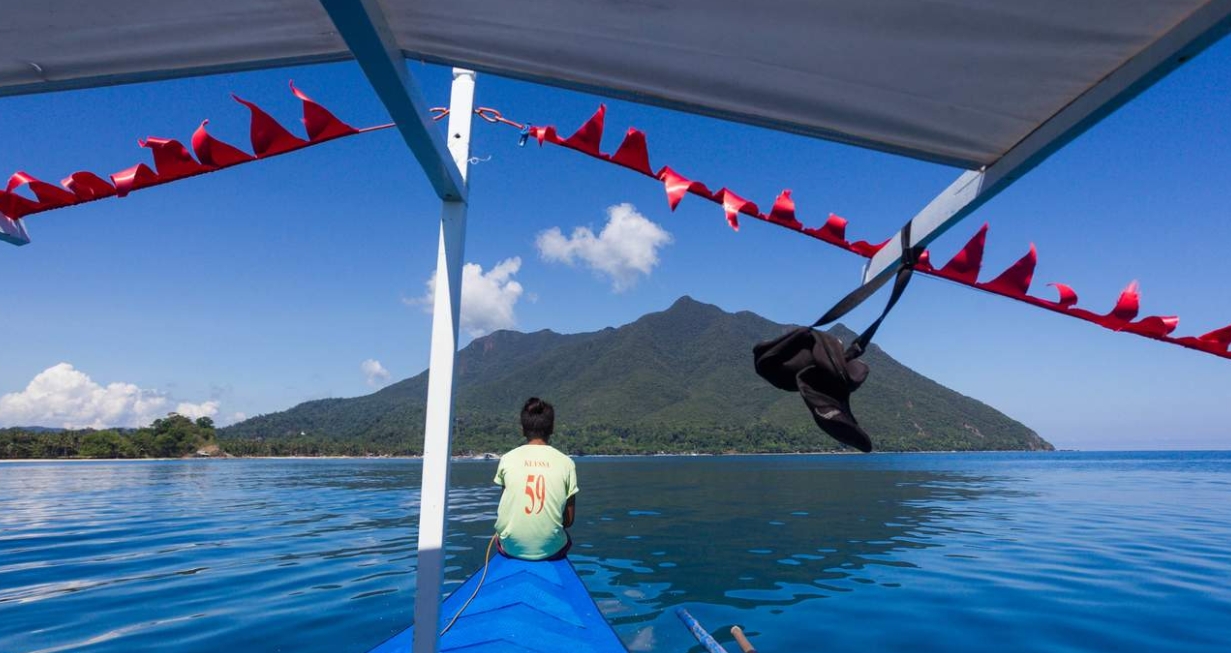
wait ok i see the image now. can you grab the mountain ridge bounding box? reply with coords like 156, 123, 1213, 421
222, 296, 1053, 454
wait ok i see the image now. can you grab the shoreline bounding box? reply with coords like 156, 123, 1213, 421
0, 449, 1070, 463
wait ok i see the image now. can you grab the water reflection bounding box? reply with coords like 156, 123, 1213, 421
0, 458, 1006, 651
557, 457, 1014, 625
431, 456, 1031, 653
13, 454, 1196, 653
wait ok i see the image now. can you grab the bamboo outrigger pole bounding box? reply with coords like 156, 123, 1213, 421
676, 608, 732, 653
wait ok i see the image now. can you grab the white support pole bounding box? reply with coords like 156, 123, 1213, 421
318, 0, 467, 201
412, 67, 475, 653
862, 0, 1231, 286
1, 215, 30, 246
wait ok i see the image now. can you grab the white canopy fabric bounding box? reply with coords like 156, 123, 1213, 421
1, 0, 1228, 169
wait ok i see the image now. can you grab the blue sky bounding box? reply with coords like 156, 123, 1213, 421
2, 39, 1230, 450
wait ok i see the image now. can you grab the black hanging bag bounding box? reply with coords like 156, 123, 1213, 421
753, 228, 921, 452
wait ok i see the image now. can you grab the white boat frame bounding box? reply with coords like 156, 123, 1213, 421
5, 3, 1231, 652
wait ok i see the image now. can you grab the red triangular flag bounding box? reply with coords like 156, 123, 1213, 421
8, 171, 77, 207
767, 190, 802, 229
290, 81, 358, 141
140, 137, 211, 179
610, 128, 652, 175
192, 120, 255, 167
110, 164, 159, 198
1048, 282, 1079, 309
939, 224, 988, 284
60, 172, 116, 201
718, 189, 757, 232
561, 105, 605, 156
232, 95, 308, 157
979, 244, 1037, 297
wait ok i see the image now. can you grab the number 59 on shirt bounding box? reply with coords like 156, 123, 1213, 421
524, 474, 546, 514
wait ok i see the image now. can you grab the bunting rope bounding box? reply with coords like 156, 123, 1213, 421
519, 105, 1231, 361
1, 87, 1227, 360
0, 82, 391, 221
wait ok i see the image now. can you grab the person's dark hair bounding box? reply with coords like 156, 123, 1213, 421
520, 397, 555, 440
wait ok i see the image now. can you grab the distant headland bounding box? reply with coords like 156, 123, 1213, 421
2, 298, 1053, 459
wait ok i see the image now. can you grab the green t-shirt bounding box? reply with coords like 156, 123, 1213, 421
493, 443, 578, 560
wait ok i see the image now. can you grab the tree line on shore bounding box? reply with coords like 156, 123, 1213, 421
2, 419, 818, 458
1, 414, 219, 459
2, 411, 1045, 459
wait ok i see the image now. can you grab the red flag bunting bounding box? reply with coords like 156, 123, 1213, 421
1198, 325, 1231, 351
110, 164, 159, 198
979, 244, 1037, 297
658, 167, 715, 211
1048, 283, 1079, 309
804, 214, 848, 245
768, 190, 802, 230
0, 184, 40, 219
1125, 315, 1180, 338
4, 96, 1227, 362
9, 171, 77, 207
525, 105, 1229, 361
61, 172, 115, 201
938, 224, 988, 285
2, 85, 372, 230
290, 81, 358, 141
140, 137, 211, 178
1107, 281, 1141, 325
192, 120, 255, 167
610, 128, 652, 175
718, 189, 757, 231
849, 238, 890, 257
561, 105, 605, 156
533, 126, 559, 146
232, 94, 307, 157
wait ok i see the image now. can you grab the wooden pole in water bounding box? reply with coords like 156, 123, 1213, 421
730, 626, 758, 653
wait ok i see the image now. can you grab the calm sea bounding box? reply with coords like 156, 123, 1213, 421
1, 452, 1229, 653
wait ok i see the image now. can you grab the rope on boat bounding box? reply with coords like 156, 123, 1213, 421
428, 106, 527, 162
439, 534, 498, 637
429, 106, 526, 130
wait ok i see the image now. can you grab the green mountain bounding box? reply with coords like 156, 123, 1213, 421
221, 296, 1052, 454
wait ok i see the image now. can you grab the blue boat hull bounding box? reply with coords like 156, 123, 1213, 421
369, 555, 628, 652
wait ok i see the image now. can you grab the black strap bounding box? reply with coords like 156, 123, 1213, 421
812, 224, 921, 360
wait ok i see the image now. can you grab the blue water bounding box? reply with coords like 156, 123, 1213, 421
1, 452, 1229, 653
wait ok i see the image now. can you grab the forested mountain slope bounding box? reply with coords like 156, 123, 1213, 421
222, 297, 1052, 454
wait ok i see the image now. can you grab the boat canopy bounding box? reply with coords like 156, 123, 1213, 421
4, 0, 1229, 170
5, 6, 1230, 653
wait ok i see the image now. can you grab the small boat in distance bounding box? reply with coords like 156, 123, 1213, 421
368, 555, 627, 653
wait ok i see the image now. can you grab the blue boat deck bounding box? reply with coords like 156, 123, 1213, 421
369, 555, 628, 653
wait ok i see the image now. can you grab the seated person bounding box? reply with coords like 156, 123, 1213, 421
493, 397, 577, 560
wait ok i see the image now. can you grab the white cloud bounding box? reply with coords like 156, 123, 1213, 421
0, 363, 221, 429
536, 203, 672, 292
361, 358, 391, 387
414, 257, 525, 337
230, 412, 248, 424
175, 400, 220, 421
